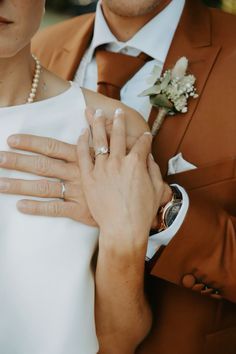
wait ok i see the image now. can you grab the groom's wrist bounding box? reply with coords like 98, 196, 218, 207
146, 185, 189, 261
151, 183, 172, 230
157, 186, 183, 232
155, 185, 183, 233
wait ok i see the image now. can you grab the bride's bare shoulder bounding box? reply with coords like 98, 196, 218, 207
37, 67, 70, 101
82, 88, 149, 149
82, 88, 149, 130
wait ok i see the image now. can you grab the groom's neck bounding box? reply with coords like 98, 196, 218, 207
101, 0, 171, 42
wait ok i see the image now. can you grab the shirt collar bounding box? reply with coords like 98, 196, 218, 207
89, 0, 185, 63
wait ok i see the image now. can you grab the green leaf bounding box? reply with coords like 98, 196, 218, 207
146, 65, 162, 85
160, 70, 171, 90
138, 84, 162, 97
150, 94, 174, 109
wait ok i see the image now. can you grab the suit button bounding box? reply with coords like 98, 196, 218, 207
192, 283, 205, 292
182, 274, 196, 288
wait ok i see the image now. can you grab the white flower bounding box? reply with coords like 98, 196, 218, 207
171, 57, 188, 79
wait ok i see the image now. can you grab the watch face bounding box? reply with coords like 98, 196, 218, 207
164, 203, 182, 227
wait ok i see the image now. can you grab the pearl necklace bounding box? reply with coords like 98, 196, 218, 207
27, 55, 41, 104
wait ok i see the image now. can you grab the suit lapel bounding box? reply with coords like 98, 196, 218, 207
151, 0, 221, 176
47, 14, 95, 80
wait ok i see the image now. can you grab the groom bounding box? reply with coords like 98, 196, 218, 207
1, 0, 236, 353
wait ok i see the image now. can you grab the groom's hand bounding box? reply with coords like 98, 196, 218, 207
0, 134, 97, 226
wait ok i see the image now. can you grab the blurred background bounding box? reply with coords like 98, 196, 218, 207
42, 0, 236, 28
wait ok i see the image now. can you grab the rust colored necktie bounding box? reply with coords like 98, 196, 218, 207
96, 49, 150, 100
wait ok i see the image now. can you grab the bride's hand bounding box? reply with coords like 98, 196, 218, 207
0, 98, 149, 225
0, 134, 96, 226
77, 108, 165, 250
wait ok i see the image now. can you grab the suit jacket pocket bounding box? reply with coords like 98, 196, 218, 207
166, 156, 236, 190
166, 157, 236, 216
204, 326, 236, 354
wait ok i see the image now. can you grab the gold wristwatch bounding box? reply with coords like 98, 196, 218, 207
156, 186, 183, 232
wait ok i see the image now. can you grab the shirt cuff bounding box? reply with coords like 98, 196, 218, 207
146, 184, 189, 261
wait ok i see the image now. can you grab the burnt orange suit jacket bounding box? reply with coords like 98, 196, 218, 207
32, 1, 236, 353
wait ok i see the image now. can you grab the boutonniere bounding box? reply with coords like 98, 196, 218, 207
139, 57, 198, 136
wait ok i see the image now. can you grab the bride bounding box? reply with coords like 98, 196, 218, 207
0, 1, 167, 353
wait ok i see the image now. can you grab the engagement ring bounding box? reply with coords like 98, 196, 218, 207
95, 146, 109, 157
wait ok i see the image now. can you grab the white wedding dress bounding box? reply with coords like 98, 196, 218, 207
0, 83, 99, 354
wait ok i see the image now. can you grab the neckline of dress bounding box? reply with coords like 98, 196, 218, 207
0, 82, 74, 113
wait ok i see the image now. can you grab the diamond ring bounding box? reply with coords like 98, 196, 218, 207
95, 146, 109, 157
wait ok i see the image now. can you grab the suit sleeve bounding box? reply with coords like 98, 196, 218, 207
149, 184, 236, 303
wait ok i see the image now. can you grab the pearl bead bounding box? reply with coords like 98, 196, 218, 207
26, 55, 41, 104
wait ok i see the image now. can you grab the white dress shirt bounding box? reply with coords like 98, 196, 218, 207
74, 0, 189, 259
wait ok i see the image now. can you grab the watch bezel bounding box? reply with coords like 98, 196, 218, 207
157, 186, 183, 231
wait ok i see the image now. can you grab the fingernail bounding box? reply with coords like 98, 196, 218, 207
0, 180, 9, 191
114, 108, 124, 117
144, 132, 152, 136
94, 108, 103, 119
8, 135, 20, 147
149, 153, 154, 160
0, 153, 6, 164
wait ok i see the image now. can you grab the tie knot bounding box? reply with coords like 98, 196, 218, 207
96, 49, 150, 99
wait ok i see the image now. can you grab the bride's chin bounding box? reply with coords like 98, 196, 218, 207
0, 42, 30, 60
0, 47, 20, 59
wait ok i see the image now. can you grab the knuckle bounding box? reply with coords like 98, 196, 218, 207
68, 163, 79, 180
45, 138, 59, 156
93, 116, 105, 129
35, 180, 51, 197
46, 202, 62, 216
93, 115, 102, 125
35, 156, 50, 175
11, 180, 20, 193
8, 153, 18, 168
